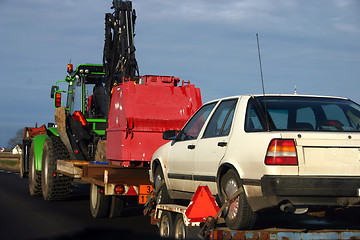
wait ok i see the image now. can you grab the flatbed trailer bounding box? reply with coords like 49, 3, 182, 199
148, 186, 360, 239
57, 160, 153, 206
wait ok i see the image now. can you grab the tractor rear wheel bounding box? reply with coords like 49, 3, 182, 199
41, 136, 73, 201
29, 142, 42, 196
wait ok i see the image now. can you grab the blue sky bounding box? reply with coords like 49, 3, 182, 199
0, 0, 359, 147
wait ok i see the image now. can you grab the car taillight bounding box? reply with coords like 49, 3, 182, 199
55, 92, 61, 108
265, 139, 298, 165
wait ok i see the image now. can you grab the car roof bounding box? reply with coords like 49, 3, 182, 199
203, 94, 350, 105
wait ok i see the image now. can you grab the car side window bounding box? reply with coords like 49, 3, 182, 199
177, 102, 217, 141
245, 99, 265, 132
203, 99, 238, 138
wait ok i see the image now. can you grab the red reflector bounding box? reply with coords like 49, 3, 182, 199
126, 186, 138, 196
74, 149, 79, 154
100, 188, 104, 194
55, 93, 61, 108
265, 139, 298, 165
185, 186, 220, 222
53, 173, 57, 177
114, 185, 125, 194
72, 111, 87, 126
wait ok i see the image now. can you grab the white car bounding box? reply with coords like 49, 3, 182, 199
150, 94, 360, 230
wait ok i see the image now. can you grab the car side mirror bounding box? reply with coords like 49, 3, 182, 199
163, 130, 180, 140
50, 85, 59, 98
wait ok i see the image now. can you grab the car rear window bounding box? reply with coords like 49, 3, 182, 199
245, 96, 360, 132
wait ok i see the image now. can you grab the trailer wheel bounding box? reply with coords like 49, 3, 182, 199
154, 167, 172, 204
174, 213, 199, 240
90, 183, 111, 218
220, 169, 257, 230
29, 142, 42, 196
159, 211, 175, 238
109, 196, 125, 218
174, 214, 186, 239
41, 136, 73, 201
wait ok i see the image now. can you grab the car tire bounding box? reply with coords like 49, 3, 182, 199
29, 142, 42, 196
41, 136, 73, 201
90, 183, 111, 218
159, 211, 175, 238
220, 169, 257, 230
154, 167, 173, 204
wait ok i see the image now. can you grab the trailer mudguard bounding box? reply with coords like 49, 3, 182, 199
32, 134, 49, 171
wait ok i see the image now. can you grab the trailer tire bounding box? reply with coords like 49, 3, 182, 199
220, 169, 257, 230
29, 142, 42, 196
41, 136, 73, 201
90, 183, 110, 218
109, 196, 125, 218
159, 211, 175, 239
154, 167, 172, 205
174, 213, 199, 240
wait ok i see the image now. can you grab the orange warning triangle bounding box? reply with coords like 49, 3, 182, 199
126, 186, 138, 196
185, 186, 220, 222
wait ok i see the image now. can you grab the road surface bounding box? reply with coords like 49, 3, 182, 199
1, 168, 360, 239
0, 169, 159, 240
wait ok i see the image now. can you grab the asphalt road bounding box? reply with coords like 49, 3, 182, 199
0, 169, 159, 240
1, 168, 360, 240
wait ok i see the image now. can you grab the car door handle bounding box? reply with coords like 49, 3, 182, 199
218, 142, 227, 147
188, 145, 195, 150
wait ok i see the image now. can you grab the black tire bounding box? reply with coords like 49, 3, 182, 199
159, 211, 175, 239
29, 142, 42, 196
90, 183, 111, 218
20, 140, 31, 178
154, 167, 172, 205
109, 196, 125, 218
41, 136, 73, 201
174, 213, 199, 240
20, 152, 26, 178
220, 169, 257, 230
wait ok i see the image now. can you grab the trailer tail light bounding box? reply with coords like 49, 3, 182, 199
265, 139, 298, 165
114, 185, 125, 194
55, 93, 61, 108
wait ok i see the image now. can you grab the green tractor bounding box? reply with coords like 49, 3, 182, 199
21, 64, 107, 201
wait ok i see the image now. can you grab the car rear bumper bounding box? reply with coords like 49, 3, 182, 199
261, 175, 360, 197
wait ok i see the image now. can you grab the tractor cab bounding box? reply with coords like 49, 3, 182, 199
51, 64, 107, 135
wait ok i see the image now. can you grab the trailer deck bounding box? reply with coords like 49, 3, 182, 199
57, 160, 152, 202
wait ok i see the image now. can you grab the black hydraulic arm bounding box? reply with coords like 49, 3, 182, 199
103, 0, 139, 116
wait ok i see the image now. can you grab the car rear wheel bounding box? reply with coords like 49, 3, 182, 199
220, 169, 257, 230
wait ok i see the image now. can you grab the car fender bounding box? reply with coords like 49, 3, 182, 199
32, 134, 49, 171
150, 141, 172, 185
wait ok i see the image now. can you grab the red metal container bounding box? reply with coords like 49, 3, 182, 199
106, 75, 202, 166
